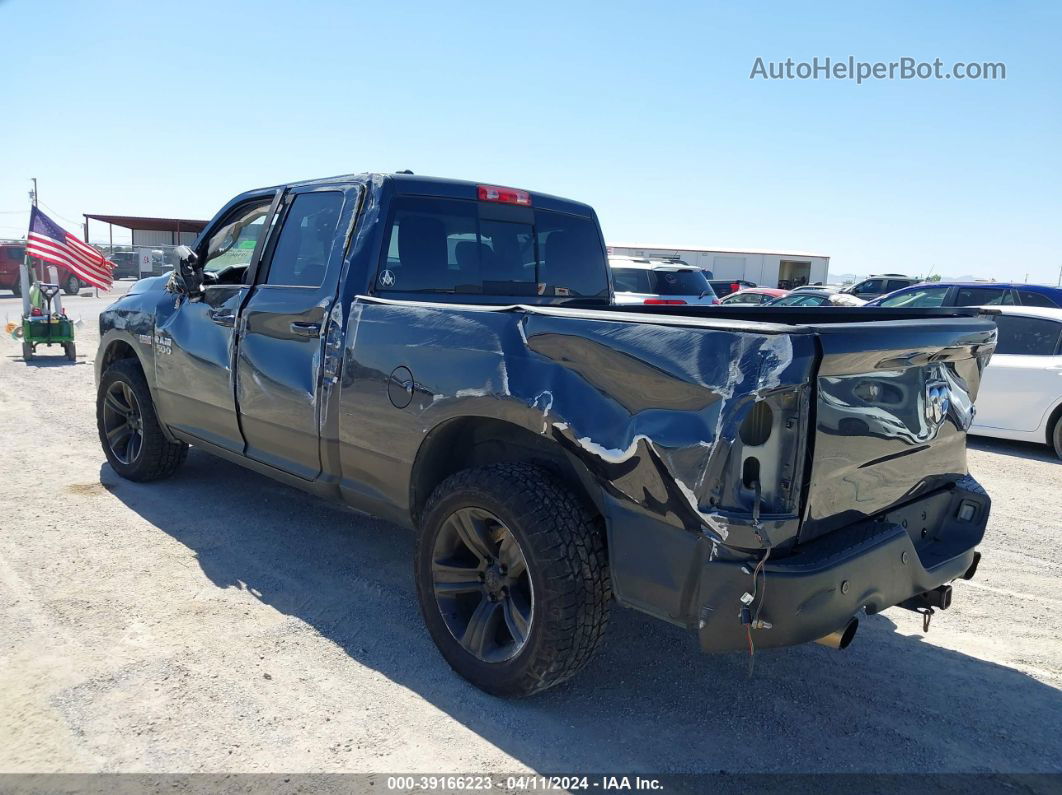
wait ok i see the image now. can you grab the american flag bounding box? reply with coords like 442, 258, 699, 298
26, 206, 114, 290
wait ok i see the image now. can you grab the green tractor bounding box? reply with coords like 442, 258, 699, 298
18, 262, 76, 362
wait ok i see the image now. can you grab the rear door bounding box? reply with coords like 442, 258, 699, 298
951, 286, 1015, 307
802, 316, 996, 541
851, 278, 885, 300
974, 314, 1062, 433
235, 186, 358, 479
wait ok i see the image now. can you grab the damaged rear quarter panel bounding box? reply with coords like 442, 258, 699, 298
337, 298, 818, 620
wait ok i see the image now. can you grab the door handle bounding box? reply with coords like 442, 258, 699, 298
290, 321, 322, 338
209, 311, 236, 327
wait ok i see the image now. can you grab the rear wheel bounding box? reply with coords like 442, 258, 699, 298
1052, 415, 1062, 461
415, 463, 610, 697
97, 358, 187, 481
11, 281, 21, 297
63, 274, 81, 295
21, 341, 32, 361
64, 341, 76, 361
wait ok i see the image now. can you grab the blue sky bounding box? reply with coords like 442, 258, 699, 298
2, 0, 1059, 282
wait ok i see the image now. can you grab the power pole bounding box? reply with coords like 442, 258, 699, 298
30, 178, 37, 207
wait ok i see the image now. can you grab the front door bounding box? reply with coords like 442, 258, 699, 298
235, 187, 354, 479
154, 196, 276, 453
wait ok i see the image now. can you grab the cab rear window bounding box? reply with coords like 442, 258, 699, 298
378, 197, 608, 299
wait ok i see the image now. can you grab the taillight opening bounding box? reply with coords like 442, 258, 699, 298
477, 184, 531, 206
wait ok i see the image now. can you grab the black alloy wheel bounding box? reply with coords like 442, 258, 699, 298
431, 506, 534, 663
101, 379, 144, 465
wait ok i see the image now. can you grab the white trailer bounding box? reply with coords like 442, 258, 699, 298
606, 243, 830, 290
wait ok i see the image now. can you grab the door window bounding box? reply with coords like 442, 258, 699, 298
203, 201, 272, 275
611, 268, 652, 293
885, 279, 912, 292
1017, 290, 1060, 308
856, 279, 883, 294
993, 316, 1062, 356
954, 287, 1014, 306
879, 287, 948, 307
261, 192, 343, 287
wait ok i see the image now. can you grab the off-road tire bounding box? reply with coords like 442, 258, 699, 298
22, 341, 32, 361
415, 463, 610, 697
97, 358, 188, 481
64, 341, 76, 361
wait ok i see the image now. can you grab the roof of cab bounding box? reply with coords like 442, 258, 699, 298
249, 172, 596, 217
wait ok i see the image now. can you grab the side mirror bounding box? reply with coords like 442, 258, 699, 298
173, 245, 204, 299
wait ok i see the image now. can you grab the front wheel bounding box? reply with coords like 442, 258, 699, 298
97, 358, 188, 481
1052, 415, 1062, 461
415, 463, 610, 697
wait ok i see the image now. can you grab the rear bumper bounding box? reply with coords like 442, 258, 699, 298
696, 475, 989, 651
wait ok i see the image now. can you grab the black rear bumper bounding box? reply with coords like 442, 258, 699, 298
695, 475, 989, 651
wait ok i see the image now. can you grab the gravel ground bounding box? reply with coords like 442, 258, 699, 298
1, 285, 1060, 775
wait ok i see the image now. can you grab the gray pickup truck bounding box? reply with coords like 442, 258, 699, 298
95, 172, 994, 696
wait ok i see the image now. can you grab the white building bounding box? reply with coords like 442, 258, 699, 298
606, 243, 830, 289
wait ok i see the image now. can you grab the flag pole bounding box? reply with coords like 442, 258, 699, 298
20, 187, 34, 317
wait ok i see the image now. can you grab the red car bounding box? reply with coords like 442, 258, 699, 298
718, 287, 789, 305
0, 241, 88, 296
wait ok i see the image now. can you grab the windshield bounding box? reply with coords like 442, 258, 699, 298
649, 269, 712, 296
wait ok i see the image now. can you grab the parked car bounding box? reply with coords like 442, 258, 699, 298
0, 241, 87, 296
789, 284, 840, 294
708, 278, 757, 298
610, 257, 719, 305
95, 171, 994, 696
767, 289, 837, 307
969, 306, 1062, 458
842, 275, 920, 301
0, 242, 25, 295
108, 251, 141, 280
867, 282, 1062, 309
719, 287, 788, 305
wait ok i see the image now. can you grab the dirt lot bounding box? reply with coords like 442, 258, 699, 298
1, 285, 1060, 775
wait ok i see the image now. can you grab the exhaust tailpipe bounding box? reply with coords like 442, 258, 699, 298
814, 617, 859, 650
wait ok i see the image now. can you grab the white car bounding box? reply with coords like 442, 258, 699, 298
609, 257, 719, 306
970, 306, 1062, 459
